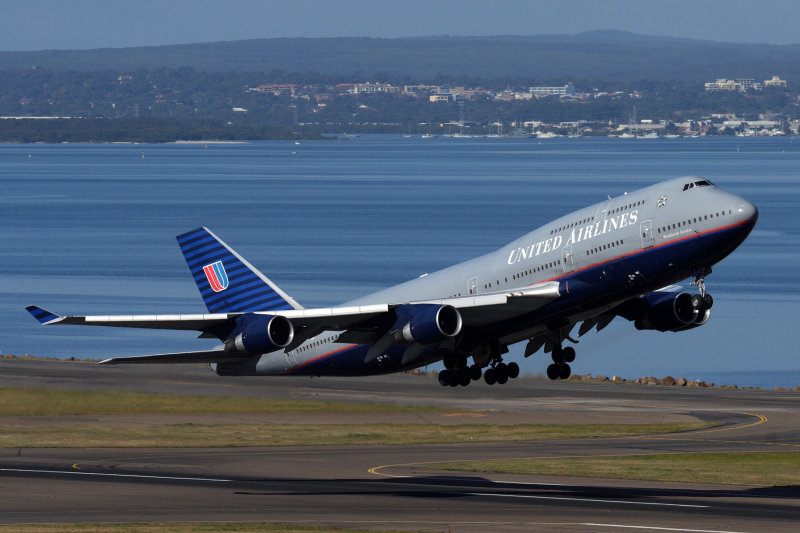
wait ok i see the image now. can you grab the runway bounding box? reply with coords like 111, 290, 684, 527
2, 359, 799, 531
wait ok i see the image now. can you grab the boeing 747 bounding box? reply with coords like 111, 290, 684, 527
27, 177, 757, 386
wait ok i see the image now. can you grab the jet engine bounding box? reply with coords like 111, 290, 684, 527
634, 291, 701, 332
398, 304, 463, 345
229, 314, 294, 354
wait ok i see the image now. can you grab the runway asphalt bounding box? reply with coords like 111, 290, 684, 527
1, 359, 799, 531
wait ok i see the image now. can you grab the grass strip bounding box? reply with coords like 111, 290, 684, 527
0, 523, 420, 533
431, 451, 800, 486
0, 422, 713, 448
0, 386, 437, 416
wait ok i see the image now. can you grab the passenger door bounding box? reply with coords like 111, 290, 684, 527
640, 220, 654, 248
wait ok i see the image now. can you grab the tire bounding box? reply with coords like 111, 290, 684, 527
704, 293, 714, 309
507, 361, 520, 379
546, 363, 559, 380
438, 370, 450, 386
558, 363, 571, 380
469, 364, 482, 381
458, 370, 471, 387
690, 293, 703, 309
484, 368, 496, 385
562, 346, 576, 363
551, 347, 564, 364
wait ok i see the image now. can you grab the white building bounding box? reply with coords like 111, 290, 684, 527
529, 82, 575, 97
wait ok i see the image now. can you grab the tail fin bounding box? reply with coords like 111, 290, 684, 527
176, 227, 303, 313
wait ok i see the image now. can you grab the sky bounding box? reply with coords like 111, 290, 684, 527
1, 0, 799, 51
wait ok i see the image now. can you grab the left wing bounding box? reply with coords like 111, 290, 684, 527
26, 281, 562, 363
26, 282, 560, 334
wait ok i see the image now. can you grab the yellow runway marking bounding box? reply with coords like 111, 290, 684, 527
368, 411, 783, 478
700, 411, 767, 432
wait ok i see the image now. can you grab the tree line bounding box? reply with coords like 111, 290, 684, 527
0, 68, 796, 141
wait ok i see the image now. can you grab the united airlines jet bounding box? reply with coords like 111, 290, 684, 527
27, 177, 757, 387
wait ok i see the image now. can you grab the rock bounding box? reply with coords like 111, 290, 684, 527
662, 376, 676, 386
676, 377, 687, 386
595, 375, 609, 382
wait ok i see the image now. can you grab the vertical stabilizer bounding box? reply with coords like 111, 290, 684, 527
176, 227, 303, 313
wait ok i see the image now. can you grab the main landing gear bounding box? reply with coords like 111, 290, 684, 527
546, 345, 574, 380
437, 351, 520, 387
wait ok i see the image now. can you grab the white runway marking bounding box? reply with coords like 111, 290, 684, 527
582, 524, 748, 533
0, 468, 232, 483
457, 491, 709, 508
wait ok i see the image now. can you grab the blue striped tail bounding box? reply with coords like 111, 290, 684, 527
176, 227, 302, 313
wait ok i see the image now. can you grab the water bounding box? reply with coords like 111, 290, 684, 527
2, 136, 799, 386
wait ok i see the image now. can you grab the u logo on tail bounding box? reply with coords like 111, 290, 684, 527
203, 261, 229, 292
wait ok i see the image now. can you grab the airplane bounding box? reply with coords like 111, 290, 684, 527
26, 176, 758, 387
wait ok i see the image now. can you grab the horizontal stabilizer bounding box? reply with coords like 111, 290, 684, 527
98, 349, 253, 365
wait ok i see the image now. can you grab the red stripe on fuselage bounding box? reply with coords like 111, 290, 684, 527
534, 219, 752, 285
285, 343, 361, 375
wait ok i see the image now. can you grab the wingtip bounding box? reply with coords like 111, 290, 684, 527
25, 305, 63, 325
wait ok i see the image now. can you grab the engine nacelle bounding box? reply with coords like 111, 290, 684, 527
230, 314, 294, 354
634, 292, 699, 332
399, 304, 463, 345
673, 307, 711, 331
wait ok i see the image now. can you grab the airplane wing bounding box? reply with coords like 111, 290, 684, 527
98, 349, 248, 365
26, 281, 561, 338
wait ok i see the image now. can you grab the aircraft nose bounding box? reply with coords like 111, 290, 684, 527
735, 200, 758, 225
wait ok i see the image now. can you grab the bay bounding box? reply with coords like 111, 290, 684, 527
2, 136, 798, 386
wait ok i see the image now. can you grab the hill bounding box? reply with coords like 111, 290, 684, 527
1, 31, 799, 82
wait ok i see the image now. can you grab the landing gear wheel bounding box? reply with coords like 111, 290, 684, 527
690, 293, 703, 310
558, 363, 571, 380
562, 346, 576, 363
547, 363, 560, 380
438, 370, 450, 386
551, 347, 564, 364
458, 369, 471, 387
469, 364, 482, 381
484, 368, 496, 385
495, 363, 508, 383
703, 293, 714, 309
507, 362, 520, 379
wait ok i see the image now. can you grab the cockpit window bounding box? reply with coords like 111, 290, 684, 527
683, 179, 714, 191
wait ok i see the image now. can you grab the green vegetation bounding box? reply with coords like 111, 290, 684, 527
0, 386, 436, 416
0, 422, 713, 449
0, 523, 420, 533
0, 118, 325, 143
431, 451, 800, 486
0, 33, 798, 82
